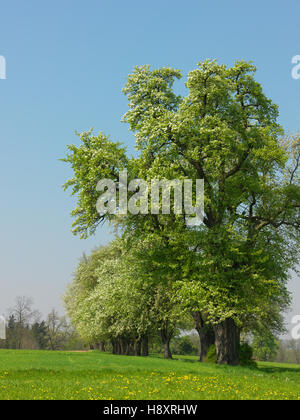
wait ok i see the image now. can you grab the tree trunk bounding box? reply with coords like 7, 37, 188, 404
125, 339, 133, 355
192, 311, 215, 362
99, 342, 105, 352
120, 338, 126, 355
135, 338, 141, 356
160, 329, 172, 359
141, 335, 149, 357
117, 338, 122, 355
214, 318, 239, 365
163, 340, 172, 359
111, 339, 117, 355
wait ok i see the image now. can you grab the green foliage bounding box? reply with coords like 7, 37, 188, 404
63, 239, 188, 355
238, 343, 256, 367
171, 335, 198, 356
204, 343, 256, 367
62, 60, 300, 363
61, 131, 128, 238
252, 333, 279, 362
205, 344, 217, 364
31, 322, 48, 350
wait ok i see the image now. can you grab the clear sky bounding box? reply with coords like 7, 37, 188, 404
0, 0, 299, 336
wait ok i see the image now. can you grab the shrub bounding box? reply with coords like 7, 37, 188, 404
171, 336, 198, 355
204, 343, 257, 366
238, 343, 257, 367
205, 344, 217, 363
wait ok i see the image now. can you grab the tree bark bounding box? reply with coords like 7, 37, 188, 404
192, 311, 215, 361
135, 338, 141, 356
111, 339, 117, 355
141, 335, 149, 357
159, 329, 173, 359
117, 338, 122, 355
214, 318, 239, 365
120, 338, 127, 355
99, 342, 105, 352
126, 340, 134, 355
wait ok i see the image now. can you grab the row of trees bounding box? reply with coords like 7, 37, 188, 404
0, 297, 81, 351
64, 241, 192, 359
63, 235, 289, 362
63, 60, 300, 365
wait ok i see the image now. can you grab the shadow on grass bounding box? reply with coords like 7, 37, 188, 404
258, 365, 300, 375
171, 357, 200, 364
114, 353, 300, 375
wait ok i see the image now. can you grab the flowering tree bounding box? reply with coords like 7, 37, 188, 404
63, 61, 300, 365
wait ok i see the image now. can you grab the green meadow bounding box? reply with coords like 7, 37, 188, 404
0, 350, 300, 400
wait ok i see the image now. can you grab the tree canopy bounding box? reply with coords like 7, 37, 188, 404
63, 60, 300, 365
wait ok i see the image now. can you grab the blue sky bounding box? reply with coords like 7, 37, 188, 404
0, 0, 299, 334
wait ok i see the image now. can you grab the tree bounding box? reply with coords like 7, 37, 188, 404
252, 332, 279, 362
171, 335, 198, 356
63, 61, 300, 365
64, 241, 124, 350
287, 339, 300, 364
192, 311, 215, 362
32, 321, 48, 350
5, 315, 17, 349
45, 310, 70, 350
9, 296, 39, 349
64, 239, 188, 358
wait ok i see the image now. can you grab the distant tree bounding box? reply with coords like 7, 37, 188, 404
252, 332, 279, 362
9, 296, 39, 349
274, 340, 300, 364
5, 315, 17, 349
45, 310, 70, 350
287, 339, 300, 364
62, 327, 86, 351
32, 321, 48, 350
171, 335, 198, 355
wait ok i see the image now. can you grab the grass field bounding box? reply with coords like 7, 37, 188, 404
0, 350, 300, 400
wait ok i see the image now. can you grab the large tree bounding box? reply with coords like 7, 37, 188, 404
63, 60, 300, 365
